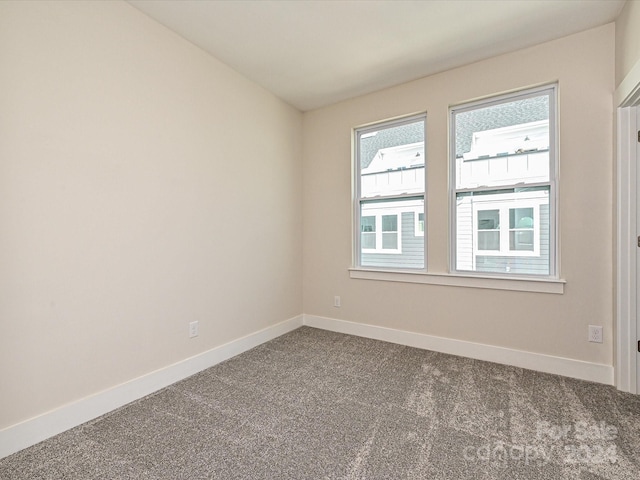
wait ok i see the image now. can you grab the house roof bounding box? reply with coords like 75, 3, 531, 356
454, 95, 549, 156
360, 95, 548, 168
360, 122, 424, 169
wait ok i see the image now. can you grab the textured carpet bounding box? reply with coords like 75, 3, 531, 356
1, 326, 639, 479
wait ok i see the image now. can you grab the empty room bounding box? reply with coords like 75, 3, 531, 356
1, 0, 640, 478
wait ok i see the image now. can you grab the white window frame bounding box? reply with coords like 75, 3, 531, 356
354, 113, 426, 269
449, 84, 558, 278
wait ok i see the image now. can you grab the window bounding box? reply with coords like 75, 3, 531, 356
361, 212, 401, 253
415, 211, 425, 237
472, 196, 544, 257
451, 85, 556, 277
355, 114, 426, 269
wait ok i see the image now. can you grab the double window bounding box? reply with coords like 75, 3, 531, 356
353, 85, 557, 279
361, 213, 400, 253
474, 200, 543, 257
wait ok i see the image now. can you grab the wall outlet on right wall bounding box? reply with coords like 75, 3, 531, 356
588, 325, 603, 343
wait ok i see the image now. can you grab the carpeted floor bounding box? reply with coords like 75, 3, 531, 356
1, 326, 639, 479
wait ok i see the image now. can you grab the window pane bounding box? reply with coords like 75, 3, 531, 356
456, 188, 549, 275
361, 216, 376, 249
509, 207, 534, 251
477, 209, 500, 250
452, 86, 555, 278
362, 232, 376, 249
356, 114, 426, 270
478, 231, 500, 251
510, 230, 534, 251
381, 215, 398, 249
382, 232, 398, 249
381, 215, 397, 232
455, 94, 550, 189
510, 208, 533, 229
360, 198, 424, 269
360, 120, 425, 198
478, 210, 499, 230
361, 216, 375, 232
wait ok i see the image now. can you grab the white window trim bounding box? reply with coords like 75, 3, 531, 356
449, 84, 559, 279
348, 268, 565, 294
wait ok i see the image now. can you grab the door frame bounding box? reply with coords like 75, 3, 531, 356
616, 59, 640, 393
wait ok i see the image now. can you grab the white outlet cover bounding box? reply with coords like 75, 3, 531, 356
588, 325, 603, 343
189, 321, 199, 338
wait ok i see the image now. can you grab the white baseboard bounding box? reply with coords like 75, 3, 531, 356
0, 315, 303, 460
2, 313, 615, 460
303, 314, 614, 386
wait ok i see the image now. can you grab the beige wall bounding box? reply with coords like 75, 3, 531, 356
303, 25, 615, 365
0, 0, 623, 436
616, 0, 640, 86
0, 1, 302, 429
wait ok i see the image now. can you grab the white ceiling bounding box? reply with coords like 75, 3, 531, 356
127, 0, 626, 111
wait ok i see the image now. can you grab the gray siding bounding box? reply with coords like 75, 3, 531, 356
456, 200, 473, 270
361, 212, 424, 269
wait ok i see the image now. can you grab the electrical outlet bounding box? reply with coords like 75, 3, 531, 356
588, 325, 603, 343
189, 321, 199, 338
334, 296, 341, 307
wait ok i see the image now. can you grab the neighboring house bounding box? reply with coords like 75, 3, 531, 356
359, 136, 425, 269
359, 105, 550, 275
455, 119, 551, 275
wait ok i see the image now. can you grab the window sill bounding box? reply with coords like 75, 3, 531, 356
348, 268, 565, 294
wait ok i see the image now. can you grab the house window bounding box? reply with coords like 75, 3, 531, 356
451, 85, 556, 277
355, 114, 426, 269
415, 211, 425, 237
360, 213, 401, 253
472, 198, 543, 257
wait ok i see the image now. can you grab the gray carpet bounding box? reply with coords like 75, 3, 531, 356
1, 326, 639, 479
